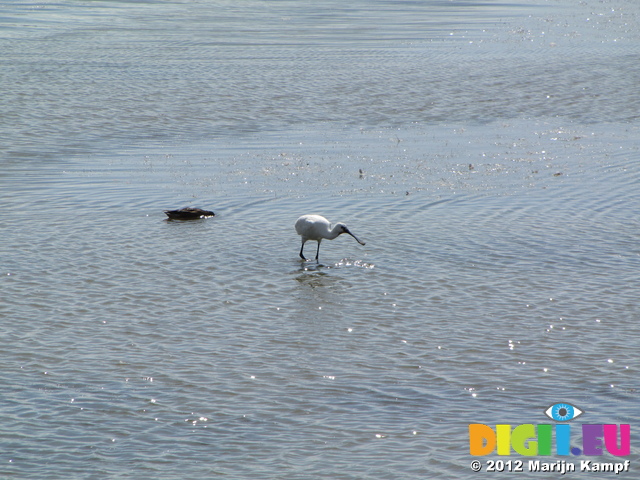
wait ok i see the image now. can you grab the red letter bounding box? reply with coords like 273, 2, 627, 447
604, 424, 630, 456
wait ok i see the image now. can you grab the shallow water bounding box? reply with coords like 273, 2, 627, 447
1, 0, 640, 478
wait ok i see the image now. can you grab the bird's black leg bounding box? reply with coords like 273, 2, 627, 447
299, 243, 306, 260
315, 241, 321, 261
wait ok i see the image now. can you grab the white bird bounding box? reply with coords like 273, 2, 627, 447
295, 214, 365, 261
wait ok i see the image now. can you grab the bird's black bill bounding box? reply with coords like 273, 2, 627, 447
346, 230, 366, 246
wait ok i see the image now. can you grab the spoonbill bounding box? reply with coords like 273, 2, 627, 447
295, 214, 365, 261
164, 207, 215, 220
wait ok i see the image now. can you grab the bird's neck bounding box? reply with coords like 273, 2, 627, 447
327, 225, 343, 240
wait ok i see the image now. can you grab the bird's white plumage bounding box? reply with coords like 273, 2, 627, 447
295, 215, 335, 241
295, 214, 365, 260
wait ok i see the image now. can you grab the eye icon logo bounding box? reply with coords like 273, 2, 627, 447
470, 401, 630, 457
544, 403, 584, 422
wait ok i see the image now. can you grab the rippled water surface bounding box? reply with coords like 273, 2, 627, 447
2, 0, 640, 478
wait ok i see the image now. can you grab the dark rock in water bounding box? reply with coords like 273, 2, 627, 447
164, 207, 215, 220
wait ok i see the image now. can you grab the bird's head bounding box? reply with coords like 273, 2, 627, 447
337, 223, 366, 246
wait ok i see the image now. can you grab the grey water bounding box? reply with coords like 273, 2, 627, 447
1, 0, 639, 478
